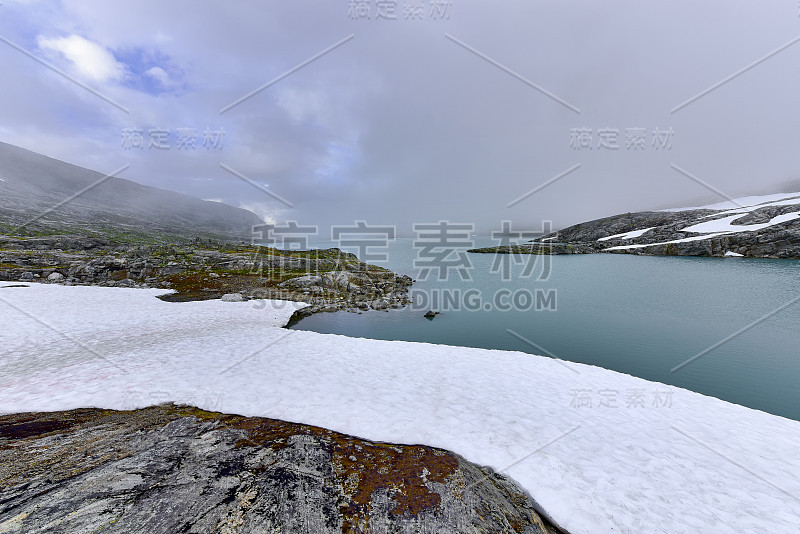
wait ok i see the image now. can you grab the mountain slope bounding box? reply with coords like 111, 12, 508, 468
535, 192, 800, 258
0, 142, 264, 242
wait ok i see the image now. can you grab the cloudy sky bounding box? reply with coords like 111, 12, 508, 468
1, 0, 800, 236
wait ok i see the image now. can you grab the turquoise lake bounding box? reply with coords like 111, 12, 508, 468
290, 238, 800, 421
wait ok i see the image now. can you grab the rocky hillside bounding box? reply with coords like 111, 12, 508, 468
473, 192, 800, 258
0, 404, 562, 534
0, 141, 263, 242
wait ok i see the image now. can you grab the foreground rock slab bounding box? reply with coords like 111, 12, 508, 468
0, 404, 561, 534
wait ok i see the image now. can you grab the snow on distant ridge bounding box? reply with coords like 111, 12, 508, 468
681, 211, 800, 234
605, 232, 732, 251
701, 196, 800, 218
607, 211, 800, 251
1, 283, 799, 534
662, 191, 800, 212
603, 193, 800, 250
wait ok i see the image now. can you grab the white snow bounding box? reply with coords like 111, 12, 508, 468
604, 232, 731, 251
701, 197, 800, 219
597, 226, 656, 242
681, 211, 800, 234
662, 191, 800, 212
724, 251, 744, 257
2, 283, 800, 534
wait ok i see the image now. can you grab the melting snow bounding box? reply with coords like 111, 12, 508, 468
681, 211, 800, 234
662, 192, 800, 213
701, 197, 800, 219
597, 227, 656, 242
604, 232, 732, 251
1, 284, 799, 534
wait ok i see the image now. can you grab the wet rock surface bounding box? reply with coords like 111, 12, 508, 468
0, 405, 562, 534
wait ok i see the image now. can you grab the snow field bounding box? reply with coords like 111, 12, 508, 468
1, 283, 799, 533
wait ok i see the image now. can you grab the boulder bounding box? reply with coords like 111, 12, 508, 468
321, 271, 371, 291
221, 293, 244, 302
371, 299, 389, 310
47, 272, 64, 282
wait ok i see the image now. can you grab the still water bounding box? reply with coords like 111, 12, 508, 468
290, 238, 800, 421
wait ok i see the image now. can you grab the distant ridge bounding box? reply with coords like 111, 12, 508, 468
0, 141, 264, 242
535, 191, 800, 258
471, 191, 800, 259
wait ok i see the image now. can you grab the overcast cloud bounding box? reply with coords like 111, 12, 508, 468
1, 0, 800, 236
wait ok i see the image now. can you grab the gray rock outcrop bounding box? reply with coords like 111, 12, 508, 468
0, 238, 413, 319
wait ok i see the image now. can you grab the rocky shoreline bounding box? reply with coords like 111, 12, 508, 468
468, 243, 597, 255
0, 235, 413, 320
0, 404, 562, 534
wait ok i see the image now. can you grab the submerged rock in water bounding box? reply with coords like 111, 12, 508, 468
0, 405, 563, 534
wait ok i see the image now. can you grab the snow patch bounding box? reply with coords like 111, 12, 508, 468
604, 232, 731, 251
701, 197, 800, 219
597, 227, 656, 242
662, 192, 800, 213
681, 211, 800, 234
